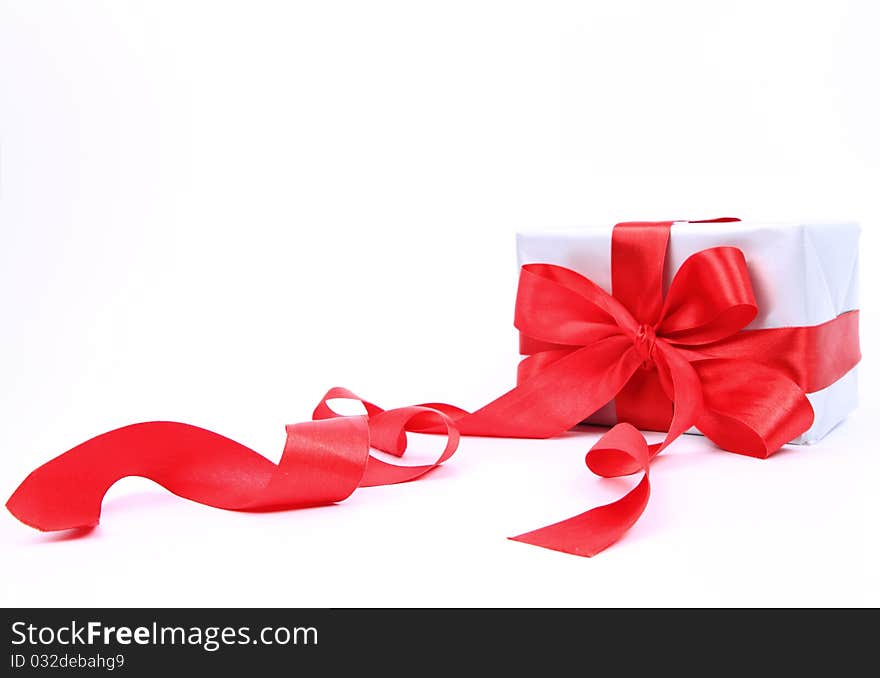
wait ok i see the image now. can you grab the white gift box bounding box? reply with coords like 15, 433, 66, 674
516, 221, 860, 444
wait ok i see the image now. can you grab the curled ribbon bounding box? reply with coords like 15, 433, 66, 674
6, 220, 861, 556
7, 392, 459, 532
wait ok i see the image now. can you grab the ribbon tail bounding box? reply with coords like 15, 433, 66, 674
510, 347, 702, 557
509, 474, 650, 557
6, 407, 460, 533
509, 423, 655, 556
456, 336, 641, 438
6, 419, 374, 532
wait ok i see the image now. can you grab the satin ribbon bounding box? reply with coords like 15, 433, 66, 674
6, 220, 861, 556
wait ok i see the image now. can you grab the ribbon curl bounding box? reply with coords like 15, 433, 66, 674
6, 220, 861, 556
7, 394, 458, 532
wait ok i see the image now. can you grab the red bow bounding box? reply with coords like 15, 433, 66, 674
6, 220, 860, 557
505, 221, 838, 554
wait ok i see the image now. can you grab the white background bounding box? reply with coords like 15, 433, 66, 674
1, 0, 878, 607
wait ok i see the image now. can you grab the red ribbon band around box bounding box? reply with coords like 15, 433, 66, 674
6, 219, 861, 556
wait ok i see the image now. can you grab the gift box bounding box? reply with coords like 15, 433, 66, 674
517, 220, 860, 444
7, 217, 863, 558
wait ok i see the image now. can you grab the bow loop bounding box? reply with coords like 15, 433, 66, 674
515, 264, 636, 347
693, 358, 814, 458
657, 247, 758, 345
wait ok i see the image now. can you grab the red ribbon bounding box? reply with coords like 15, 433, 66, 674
6, 220, 861, 556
